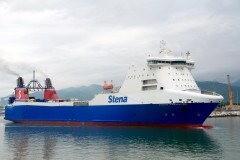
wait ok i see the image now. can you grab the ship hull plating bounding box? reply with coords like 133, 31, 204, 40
5, 103, 218, 126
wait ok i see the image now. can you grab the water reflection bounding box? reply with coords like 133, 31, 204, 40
42, 135, 57, 160
12, 131, 29, 160
4, 123, 222, 159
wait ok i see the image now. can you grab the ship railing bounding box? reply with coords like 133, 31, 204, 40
183, 89, 201, 93
102, 88, 119, 94
200, 90, 220, 96
184, 89, 220, 96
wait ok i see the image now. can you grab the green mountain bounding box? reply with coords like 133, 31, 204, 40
28, 84, 103, 101
1, 82, 239, 106
232, 80, 240, 87
0, 84, 103, 106
57, 84, 103, 100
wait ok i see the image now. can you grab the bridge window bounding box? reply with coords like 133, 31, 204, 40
142, 79, 157, 85
142, 85, 157, 91
171, 61, 186, 65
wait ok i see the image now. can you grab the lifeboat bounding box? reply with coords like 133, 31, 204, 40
103, 83, 113, 90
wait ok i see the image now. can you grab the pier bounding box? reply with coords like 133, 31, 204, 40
209, 105, 240, 117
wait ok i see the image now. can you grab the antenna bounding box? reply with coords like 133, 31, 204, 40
186, 51, 190, 59
159, 40, 172, 56
33, 70, 36, 89
26, 70, 44, 90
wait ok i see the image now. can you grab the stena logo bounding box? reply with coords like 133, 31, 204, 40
18, 90, 22, 99
108, 95, 128, 103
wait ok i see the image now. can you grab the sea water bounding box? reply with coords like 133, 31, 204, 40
0, 116, 239, 160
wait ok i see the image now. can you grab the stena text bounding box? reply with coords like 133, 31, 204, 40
108, 95, 128, 103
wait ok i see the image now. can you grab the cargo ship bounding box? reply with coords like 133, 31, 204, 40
4, 42, 223, 126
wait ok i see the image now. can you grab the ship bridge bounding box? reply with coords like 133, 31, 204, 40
147, 57, 195, 69
147, 41, 195, 69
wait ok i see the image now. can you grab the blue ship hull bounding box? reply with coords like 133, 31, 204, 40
5, 103, 218, 126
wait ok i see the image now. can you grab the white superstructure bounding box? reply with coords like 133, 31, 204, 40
90, 41, 223, 105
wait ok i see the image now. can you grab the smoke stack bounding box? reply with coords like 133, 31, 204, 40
45, 78, 53, 89
15, 77, 29, 100
44, 78, 58, 100
16, 77, 25, 88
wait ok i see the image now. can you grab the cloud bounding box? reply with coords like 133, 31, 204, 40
0, 0, 240, 96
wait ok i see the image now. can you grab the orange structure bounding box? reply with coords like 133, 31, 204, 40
227, 75, 233, 109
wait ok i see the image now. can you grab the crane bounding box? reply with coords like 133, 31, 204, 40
227, 75, 233, 109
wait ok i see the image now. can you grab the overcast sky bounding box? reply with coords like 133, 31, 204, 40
0, 0, 240, 97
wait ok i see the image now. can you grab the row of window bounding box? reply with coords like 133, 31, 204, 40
176, 85, 197, 88
142, 85, 157, 91
141, 66, 186, 71
142, 79, 157, 85
147, 60, 194, 66
141, 84, 197, 91
132, 66, 190, 73
127, 73, 155, 79
127, 74, 194, 80
173, 79, 193, 82
168, 72, 190, 76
